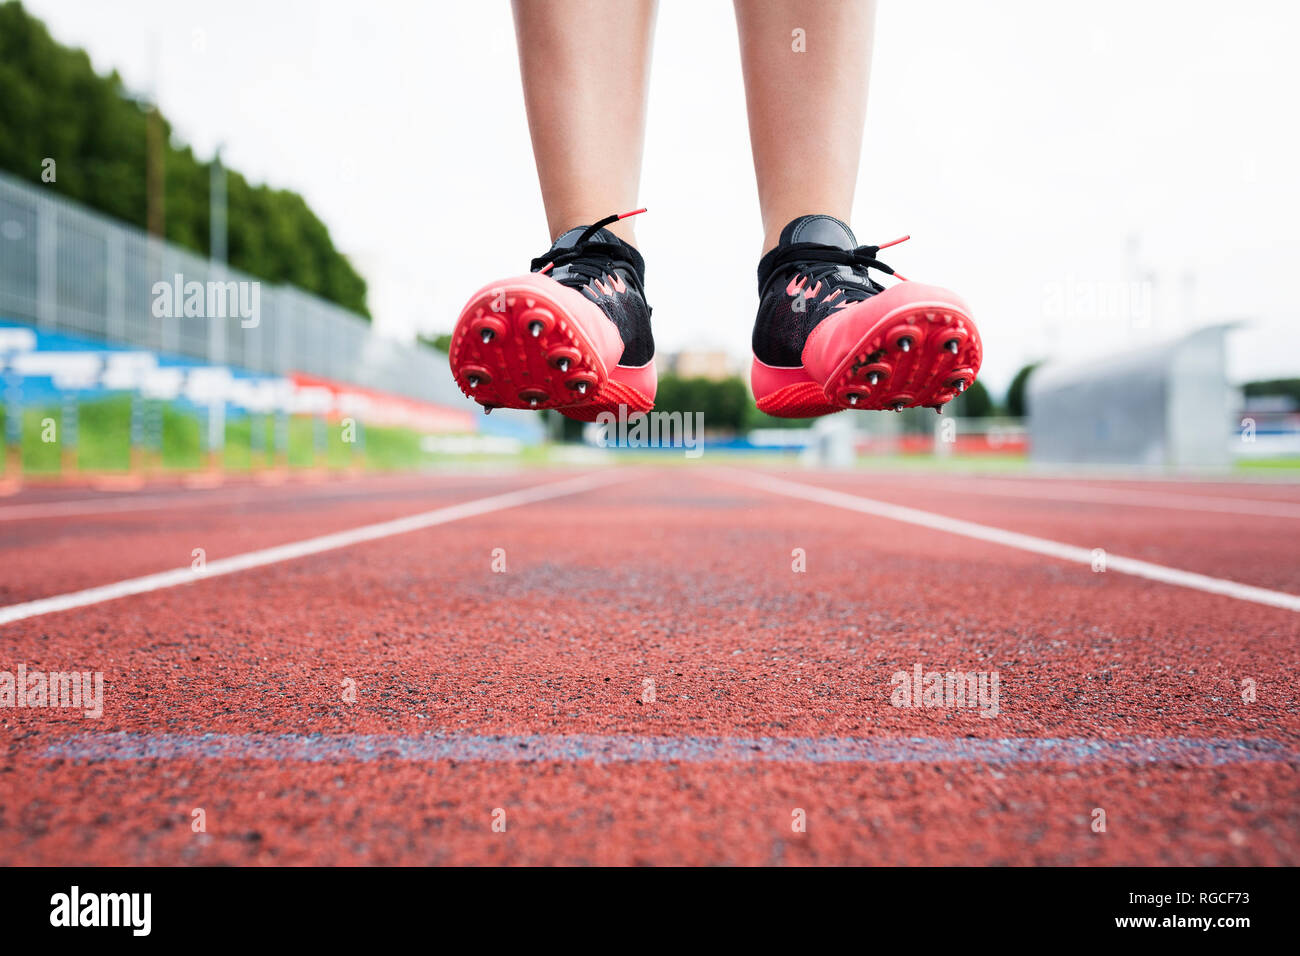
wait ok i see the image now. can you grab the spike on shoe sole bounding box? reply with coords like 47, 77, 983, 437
800, 283, 983, 412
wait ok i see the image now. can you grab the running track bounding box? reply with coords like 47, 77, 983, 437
1, 465, 1296, 865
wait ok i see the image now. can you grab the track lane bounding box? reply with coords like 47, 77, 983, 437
785, 468, 1300, 592
0, 471, 599, 603
2, 467, 1296, 865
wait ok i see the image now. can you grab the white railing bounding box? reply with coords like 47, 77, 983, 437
0, 170, 458, 407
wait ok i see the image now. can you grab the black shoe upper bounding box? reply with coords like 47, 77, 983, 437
752, 215, 902, 368
531, 222, 655, 368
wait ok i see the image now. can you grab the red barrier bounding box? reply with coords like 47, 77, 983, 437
289, 372, 474, 433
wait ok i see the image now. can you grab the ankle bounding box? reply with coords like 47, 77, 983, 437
605, 220, 638, 247
761, 208, 854, 255
549, 217, 638, 248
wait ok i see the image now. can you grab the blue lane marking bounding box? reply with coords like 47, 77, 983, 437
40, 732, 1299, 765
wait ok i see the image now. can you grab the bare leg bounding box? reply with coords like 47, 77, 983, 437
733, 0, 876, 253
512, 0, 657, 246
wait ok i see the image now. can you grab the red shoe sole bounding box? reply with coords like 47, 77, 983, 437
805, 283, 982, 412
752, 376, 841, 418
450, 274, 626, 413
558, 369, 657, 422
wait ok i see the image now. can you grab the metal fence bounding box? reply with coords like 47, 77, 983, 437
0, 171, 461, 407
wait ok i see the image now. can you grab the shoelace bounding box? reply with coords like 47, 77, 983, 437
531, 208, 647, 291
762, 234, 911, 302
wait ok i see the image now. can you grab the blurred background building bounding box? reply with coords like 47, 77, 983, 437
1028, 325, 1237, 469
668, 350, 738, 382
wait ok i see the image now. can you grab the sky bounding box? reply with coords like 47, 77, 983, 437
24, 0, 1300, 395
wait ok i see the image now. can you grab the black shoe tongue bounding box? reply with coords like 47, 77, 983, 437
779, 215, 857, 250
551, 225, 620, 250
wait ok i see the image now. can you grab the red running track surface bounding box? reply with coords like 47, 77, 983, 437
0, 466, 1296, 865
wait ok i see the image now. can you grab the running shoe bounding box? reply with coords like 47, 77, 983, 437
750, 214, 981, 417
449, 209, 656, 421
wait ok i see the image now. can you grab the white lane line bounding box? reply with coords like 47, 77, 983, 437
0, 470, 628, 626
859, 465, 1300, 488
866, 476, 1300, 519
720, 469, 1300, 612
0, 473, 502, 522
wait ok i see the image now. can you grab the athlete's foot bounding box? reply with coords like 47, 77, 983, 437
449, 210, 656, 421
749, 214, 982, 418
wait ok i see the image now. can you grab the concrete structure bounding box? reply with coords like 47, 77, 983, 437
800, 414, 857, 469
1027, 323, 1236, 468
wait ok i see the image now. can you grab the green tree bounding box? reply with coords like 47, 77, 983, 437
654, 374, 749, 433
0, 1, 369, 317
950, 378, 994, 418
1005, 362, 1040, 418
419, 333, 453, 353
1242, 379, 1300, 407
